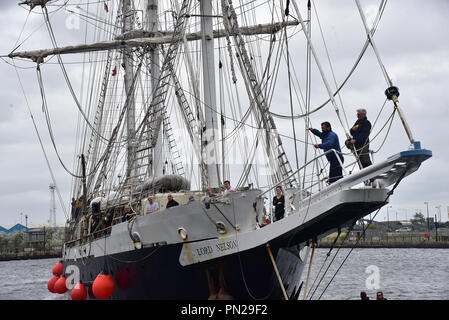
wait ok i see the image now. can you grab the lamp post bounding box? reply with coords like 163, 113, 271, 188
387, 205, 392, 231
424, 202, 431, 241
25, 214, 28, 248
435, 214, 439, 242
424, 201, 430, 235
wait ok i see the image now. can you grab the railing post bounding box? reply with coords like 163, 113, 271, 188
332, 149, 347, 176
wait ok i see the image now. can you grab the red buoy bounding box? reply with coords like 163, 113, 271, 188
116, 268, 132, 290
52, 261, 63, 276
54, 276, 68, 294
92, 271, 115, 299
47, 275, 60, 293
71, 283, 87, 300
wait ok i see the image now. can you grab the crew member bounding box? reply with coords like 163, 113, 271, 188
308, 122, 344, 184
223, 180, 235, 194
349, 108, 372, 168
146, 196, 159, 214
166, 194, 179, 208
272, 186, 285, 221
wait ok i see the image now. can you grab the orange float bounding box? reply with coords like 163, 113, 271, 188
92, 271, 115, 299
47, 274, 60, 293
52, 261, 63, 276
54, 275, 68, 294
71, 283, 87, 300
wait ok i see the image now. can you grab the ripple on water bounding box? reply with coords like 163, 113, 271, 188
305, 248, 449, 300
0, 249, 448, 300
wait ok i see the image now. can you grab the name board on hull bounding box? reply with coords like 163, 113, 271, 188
179, 238, 239, 266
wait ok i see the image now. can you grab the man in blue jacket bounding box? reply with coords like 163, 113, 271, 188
308, 122, 344, 184
349, 108, 372, 168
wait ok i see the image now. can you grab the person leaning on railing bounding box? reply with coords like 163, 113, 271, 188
122, 206, 134, 222
146, 196, 159, 214
308, 121, 344, 184
348, 108, 372, 168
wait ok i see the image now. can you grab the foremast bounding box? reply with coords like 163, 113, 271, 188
122, 0, 137, 182
201, 0, 220, 189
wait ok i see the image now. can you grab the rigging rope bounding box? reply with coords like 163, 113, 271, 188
312, 0, 350, 133
36, 65, 105, 179
23, 0, 395, 200
12, 59, 69, 220
42, 6, 111, 144
316, 169, 408, 300
282, 7, 301, 184
269, 0, 387, 120
307, 220, 356, 300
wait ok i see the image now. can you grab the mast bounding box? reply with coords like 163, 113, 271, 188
122, 0, 137, 181
174, 0, 208, 189
147, 0, 164, 177
201, 0, 220, 189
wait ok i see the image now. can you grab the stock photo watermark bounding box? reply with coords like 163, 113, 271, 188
365, 265, 380, 290
65, 6, 80, 31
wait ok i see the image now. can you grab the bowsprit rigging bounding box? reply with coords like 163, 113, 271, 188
4, 0, 432, 300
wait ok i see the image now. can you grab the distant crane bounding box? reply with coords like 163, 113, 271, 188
49, 183, 56, 228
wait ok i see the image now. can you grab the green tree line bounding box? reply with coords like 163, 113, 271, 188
0, 228, 65, 254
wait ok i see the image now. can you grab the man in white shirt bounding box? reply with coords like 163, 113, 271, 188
223, 180, 234, 194
146, 196, 159, 214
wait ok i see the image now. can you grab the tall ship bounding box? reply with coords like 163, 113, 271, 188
8, 0, 431, 299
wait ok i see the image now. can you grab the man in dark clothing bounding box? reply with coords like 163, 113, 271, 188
308, 122, 345, 184
71, 197, 76, 220
166, 194, 179, 208
122, 206, 134, 222
360, 291, 370, 300
376, 291, 387, 300
349, 108, 372, 168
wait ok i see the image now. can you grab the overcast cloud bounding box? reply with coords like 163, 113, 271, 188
1, 0, 448, 227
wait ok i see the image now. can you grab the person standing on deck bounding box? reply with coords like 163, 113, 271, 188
206, 187, 217, 198
187, 195, 196, 203
71, 197, 76, 220
146, 196, 159, 214
166, 194, 179, 209
74, 195, 84, 221
122, 206, 134, 222
272, 186, 285, 221
308, 122, 345, 184
349, 108, 372, 168
223, 180, 235, 194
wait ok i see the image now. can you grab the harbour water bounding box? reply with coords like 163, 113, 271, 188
0, 249, 447, 300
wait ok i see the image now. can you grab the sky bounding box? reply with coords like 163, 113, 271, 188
0, 0, 448, 227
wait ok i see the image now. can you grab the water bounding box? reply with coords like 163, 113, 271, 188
0, 249, 447, 300
304, 248, 449, 300
0, 258, 64, 300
